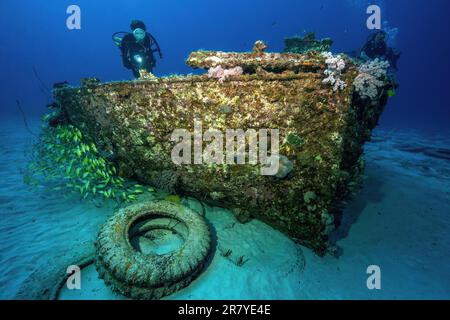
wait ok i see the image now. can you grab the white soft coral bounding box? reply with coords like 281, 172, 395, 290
321, 52, 347, 92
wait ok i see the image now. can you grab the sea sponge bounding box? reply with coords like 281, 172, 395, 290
139, 70, 157, 81
149, 169, 178, 193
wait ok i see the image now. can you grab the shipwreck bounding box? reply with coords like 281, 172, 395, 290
52, 41, 395, 255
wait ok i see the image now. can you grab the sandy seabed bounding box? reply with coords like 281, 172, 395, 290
0, 116, 449, 300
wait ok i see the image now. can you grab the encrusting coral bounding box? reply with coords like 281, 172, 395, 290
208, 65, 243, 83
95, 200, 212, 300
148, 169, 179, 194
187, 41, 323, 73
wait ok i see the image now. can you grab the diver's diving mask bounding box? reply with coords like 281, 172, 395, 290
133, 28, 146, 43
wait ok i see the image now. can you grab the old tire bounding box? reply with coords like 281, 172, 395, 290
95, 200, 212, 300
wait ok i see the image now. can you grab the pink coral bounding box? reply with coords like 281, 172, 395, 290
208, 65, 243, 83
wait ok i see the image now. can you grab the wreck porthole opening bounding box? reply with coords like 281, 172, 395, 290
127, 213, 188, 255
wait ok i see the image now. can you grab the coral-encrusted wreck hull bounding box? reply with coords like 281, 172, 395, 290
54, 49, 389, 255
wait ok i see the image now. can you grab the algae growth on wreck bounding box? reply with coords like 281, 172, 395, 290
51, 41, 395, 255
1, 0, 450, 302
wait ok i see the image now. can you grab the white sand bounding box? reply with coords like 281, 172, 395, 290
1, 116, 449, 300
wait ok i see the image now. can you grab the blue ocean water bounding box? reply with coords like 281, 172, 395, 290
0, 0, 449, 300
1, 0, 450, 130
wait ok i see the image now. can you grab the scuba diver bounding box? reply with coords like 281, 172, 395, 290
113, 20, 163, 78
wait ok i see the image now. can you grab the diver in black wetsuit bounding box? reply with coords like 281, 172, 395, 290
360, 31, 401, 70
113, 20, 163, 78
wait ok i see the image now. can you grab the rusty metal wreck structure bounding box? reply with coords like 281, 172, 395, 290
53, 41, 395, 255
